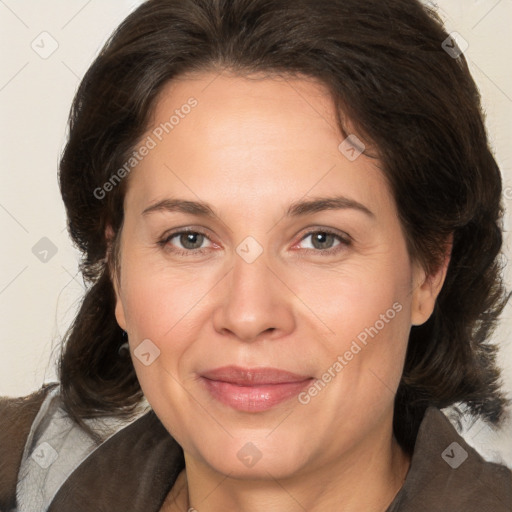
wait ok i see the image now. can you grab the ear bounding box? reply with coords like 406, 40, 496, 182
410, 235, 453, 326
105, 224, 127, 331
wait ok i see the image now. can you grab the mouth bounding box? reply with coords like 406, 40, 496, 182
199, 366, 314, 412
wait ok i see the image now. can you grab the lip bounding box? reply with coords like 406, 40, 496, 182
200, 366, 314, 412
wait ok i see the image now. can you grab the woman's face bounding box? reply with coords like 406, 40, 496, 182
113, 71, 445, 479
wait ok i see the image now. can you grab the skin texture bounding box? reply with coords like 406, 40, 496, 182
112, 71, 450, 512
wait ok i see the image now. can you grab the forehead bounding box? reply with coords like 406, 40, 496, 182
124, 71, 393, 219
148, 71, 341, 159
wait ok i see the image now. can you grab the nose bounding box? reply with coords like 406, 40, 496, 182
212, 250, 296, 343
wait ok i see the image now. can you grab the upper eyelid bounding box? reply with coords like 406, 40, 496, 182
294, 226, 351, 244
162, 226, 212, 239
163, 228, 214, 245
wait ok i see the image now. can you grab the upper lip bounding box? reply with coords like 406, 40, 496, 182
200, 366, 313, 386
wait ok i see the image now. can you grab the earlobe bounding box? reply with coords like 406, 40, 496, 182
114, 295, 127, 331
410, 236, 452, 326
112, 264, 127, 331
105, 224, 127, 331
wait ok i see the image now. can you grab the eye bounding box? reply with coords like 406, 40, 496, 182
157, 228, 350, 257
158, 229, 214, 255
295, 230, 350, 255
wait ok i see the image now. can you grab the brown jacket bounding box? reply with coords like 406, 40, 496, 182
1, 384, 511, 512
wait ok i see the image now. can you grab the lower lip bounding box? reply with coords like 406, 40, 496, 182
200, 377, 313, 412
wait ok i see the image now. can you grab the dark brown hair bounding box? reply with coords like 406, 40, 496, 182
57, 0, 509, 451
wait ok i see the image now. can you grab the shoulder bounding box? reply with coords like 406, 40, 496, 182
390, 407, 512, 512
0, 383, 58, 510
7, 384, 150, 512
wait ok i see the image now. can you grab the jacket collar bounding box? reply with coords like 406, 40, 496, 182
48, 406, 511, 512
386, 407, 511, 511
48, 410, 184, 512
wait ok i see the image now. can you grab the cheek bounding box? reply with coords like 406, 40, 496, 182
119, 257, 221, 416
293, 254, 411, 347
293, 257, 412, 410
118, 262, 208, 436
341, 271, 411, 382
120, 255, 211, 340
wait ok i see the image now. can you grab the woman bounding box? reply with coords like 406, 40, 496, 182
1, 0, 511, 510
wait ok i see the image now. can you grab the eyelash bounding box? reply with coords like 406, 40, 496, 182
157, 227, 351, 257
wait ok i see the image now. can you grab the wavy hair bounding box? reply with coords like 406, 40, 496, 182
57, 0, 509, 451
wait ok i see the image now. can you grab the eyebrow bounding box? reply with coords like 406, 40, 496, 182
142, 199, 217, 218
287, 196, 374, 218
142, 196, 374, 219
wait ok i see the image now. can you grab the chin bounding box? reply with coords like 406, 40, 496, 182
190, 434, 313, 480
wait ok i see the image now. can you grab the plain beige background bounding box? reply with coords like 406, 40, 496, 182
1, 0, 511, 467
